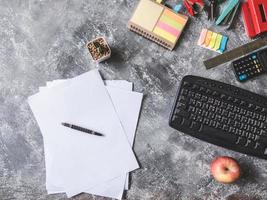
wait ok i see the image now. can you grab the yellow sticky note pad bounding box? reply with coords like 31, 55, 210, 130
204, 31, 213, 47
153, 27, 177, 43
153, 8, 187, 44
214, 34, 223, 50
208, 32, 218, 49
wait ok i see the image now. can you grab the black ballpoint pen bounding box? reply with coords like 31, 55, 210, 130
61, 122, 104, 137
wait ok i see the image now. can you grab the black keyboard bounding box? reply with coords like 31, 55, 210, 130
169, 75, 267, 160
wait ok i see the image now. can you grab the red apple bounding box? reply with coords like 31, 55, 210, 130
210, 156, 241, 184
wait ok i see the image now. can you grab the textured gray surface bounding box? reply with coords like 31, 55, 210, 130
0, 0, 267, 200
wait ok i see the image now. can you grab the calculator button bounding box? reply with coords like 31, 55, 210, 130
239, 74, 247, 81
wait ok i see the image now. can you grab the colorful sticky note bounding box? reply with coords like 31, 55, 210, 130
153, 8, 187, 43
218, 36, 229, 53
208, 32, 218, 49
204, 31, 213, 47
214, 34, 223, 51
197, 29, 208, 45
197, 29, 228, 53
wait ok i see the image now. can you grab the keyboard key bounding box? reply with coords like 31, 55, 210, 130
183, 81, 191, 87
236, 136, 246, 146
239, 74, 247, 81
245, 139, 252, 147
202, 125, 238, 141
192, 84, 199, 90
171, 115, 183, 124
190, 121, 201, 131
176, 109, 190, 118
182, 118, 191, 127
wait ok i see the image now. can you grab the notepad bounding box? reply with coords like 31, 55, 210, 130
28, 70, 143, 199
128, 0, 188, 50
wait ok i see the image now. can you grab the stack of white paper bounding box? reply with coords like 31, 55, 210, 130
28, 70, 143, 199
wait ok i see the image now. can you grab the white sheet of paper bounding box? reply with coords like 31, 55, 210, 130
71, 87, 143, 198
42, 78, 134, 194
41, 79, 142, 199
43, 80, 132, 196
28, 70, 139, 196
40, 80, 132, 91
104, 80, 133, 91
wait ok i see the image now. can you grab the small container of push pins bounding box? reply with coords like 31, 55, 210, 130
86, 37, 111, 63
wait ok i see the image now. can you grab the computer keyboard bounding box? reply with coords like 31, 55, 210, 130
169, 75, 267, 160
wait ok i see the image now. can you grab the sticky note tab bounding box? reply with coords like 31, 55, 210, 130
204, 31, 213, 47
197, 29, 208, 45
214, 34, 223, 50
156, 0, 163, 3
197, 29, 228, 54
218, 36, 228, 53
173, 4, 182, 13
208, 32, 218, 49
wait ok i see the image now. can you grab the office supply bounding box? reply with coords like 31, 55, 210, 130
220, 2, 240, 29
232, 48, 267, 82
156, 0, 163, 3
28, 70, 143, 199
127, 0, 188, 50
173, 4, 182, 13
169, 75, 267, 160
214, 34, 223, 50
184, 0, 205, 16
215, 0, 240, 25
87, 37, 111, 62
204, 30, 213, 47
197, 29, 228, 53
203, 37, 267, 69
29, 70, 139, 196
218, 36, 229, 53
44, 79, 142, 198
208, 32, 218, 49
242, 0, 267, 38
207, 0, 216, 21
61, 122, 104, 136
197, 29, 208, 45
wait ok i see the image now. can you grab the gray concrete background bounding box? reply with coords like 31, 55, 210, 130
0, 0, 266, 199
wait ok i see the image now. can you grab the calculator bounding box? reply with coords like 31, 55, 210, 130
232, 48, 267, 82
